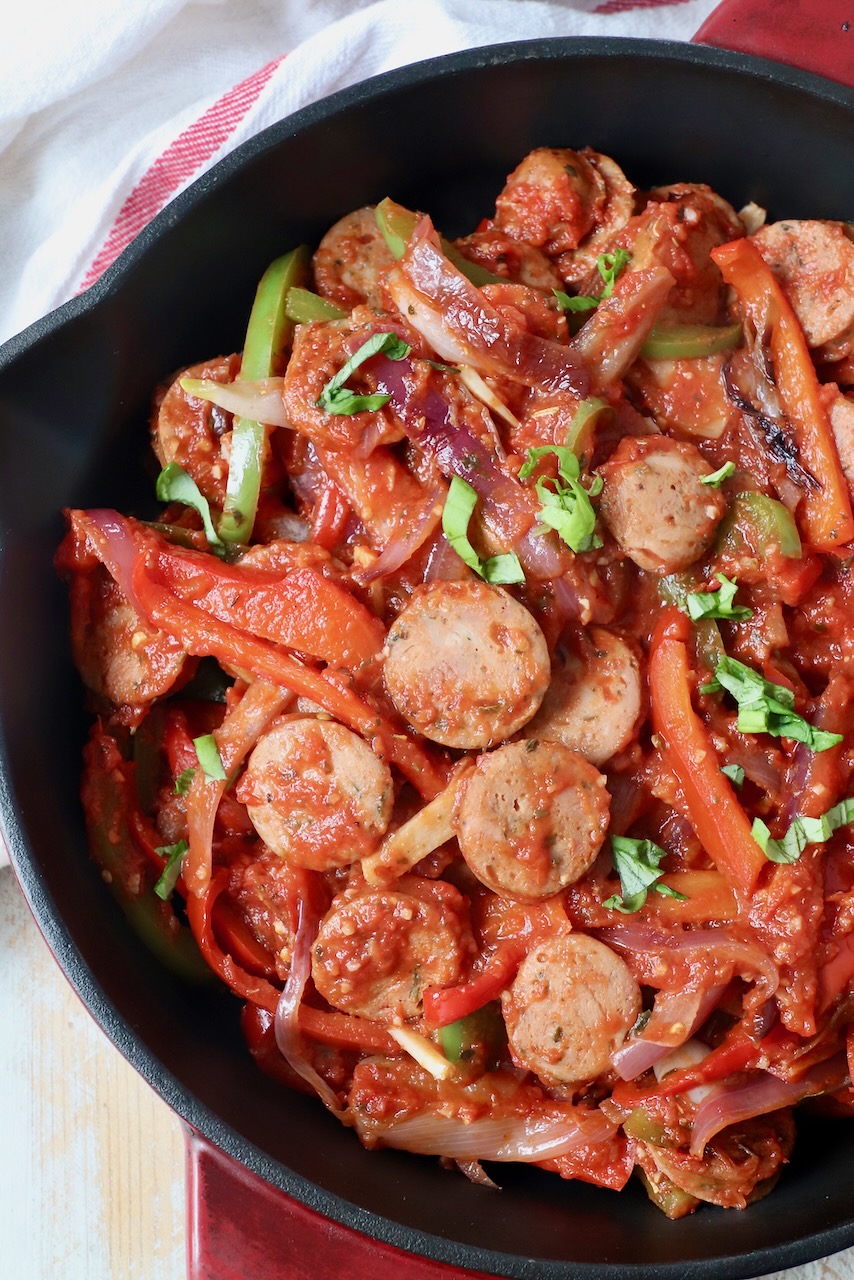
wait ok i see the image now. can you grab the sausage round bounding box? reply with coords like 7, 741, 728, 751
526, 627, 643, 766
312, 207, 395, 311
153, 355, 240, 505
236, 718, 393, 871
452, 740, 610, 902
383, 580, 551, 749
599, 435, 727, 574
502, 933, 641, 1086
311, 879, 472, 1020
752, 219, 854, 359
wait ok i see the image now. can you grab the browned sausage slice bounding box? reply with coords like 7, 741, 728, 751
313, 207, 395, 311
752, 220, 854, 359
311, 879, 472, 1020
237, 718, 393, 870
527, 627, 643, 765
452, 740, 610, 902
502, 933, 641, 1086
383, 580, 550, 749
153, 355, 240, 505
599, 436, 727, 574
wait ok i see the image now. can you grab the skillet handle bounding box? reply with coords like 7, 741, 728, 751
185, 1128, 494, 1280
693, 0, 854, 89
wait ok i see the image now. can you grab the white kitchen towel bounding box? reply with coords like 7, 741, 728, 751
0, 0, 720, 347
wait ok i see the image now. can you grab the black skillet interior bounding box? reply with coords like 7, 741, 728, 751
1, 37, 854, 1280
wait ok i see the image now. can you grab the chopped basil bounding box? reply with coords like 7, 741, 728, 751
752, 797, 854, 864
553, 248, 632, 313
701, 656, 843, 753
156, 462, 223, 549
604, 836, 687, 914
701, 461, 736, 487
441, 475, 525, 584
721, 763, 745, 788
316, 331, 410, 416
173, 768, 196, 796
154, 838, 189, 901
193, 733, 227, 781
684, 573, 753, 622
519, 444, 602, 553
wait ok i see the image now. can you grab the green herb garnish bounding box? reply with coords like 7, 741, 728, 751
441, 475, 525, 584
174, 768, 196, 796
701, 656, 843, 753
156, 462, 223, 549
721, 763, 745, 788
684, 573, 753, 622
604, 836, 687, 914
553, 248, 632, 313
701, 461, 736, 487
519, 444, 602, 553
317, 331, 410, 416
752, 797, 854, 864
193, 733, 227, 781
154, 838, 189, 901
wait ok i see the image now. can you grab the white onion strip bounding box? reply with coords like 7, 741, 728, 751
357, 1107, 617, 1162
179, 376, 289, 427
274, 897, 344, 1116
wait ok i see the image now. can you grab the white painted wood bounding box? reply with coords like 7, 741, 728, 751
1, 866, 853, 1280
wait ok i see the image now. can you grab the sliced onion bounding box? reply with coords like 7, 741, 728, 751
81, 509, 146, 609
274, 895, 343, 1116
390, 219, 589, 396
689, 1062, 836, 1156
352, 487, 443, 583
598, 925, 779, 999
612, 985, 727, 1081
359, 1106, 617, 1162
180, 376, 289, 427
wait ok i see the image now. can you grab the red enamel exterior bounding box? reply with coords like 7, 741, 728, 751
695, 0, 854, 89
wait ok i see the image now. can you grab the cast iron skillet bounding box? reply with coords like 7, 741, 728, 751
2, 34, 854, 1280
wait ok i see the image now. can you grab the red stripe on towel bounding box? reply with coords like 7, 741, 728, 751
79, 54, 285, 290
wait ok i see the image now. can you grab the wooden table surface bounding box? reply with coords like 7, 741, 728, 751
2, 864, 853, 1280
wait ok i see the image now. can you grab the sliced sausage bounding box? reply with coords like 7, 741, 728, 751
556, 150, 636, 285
153, 355, 240, 505
599, 436, 727, 574
311, 878, 473, 1020
502, 933, 641, 1086
453, 224, 564, 292
644, 183, 744, 324
312, 207, 396, 311
526, 627, 643, 766
752, 220, 854, 359
452, 740, 610, 902
495, 147, 608, 256
382, 580, 551, 749
829, 389, 854, 496
68, 562, 187, 713
236, 718, 393, 871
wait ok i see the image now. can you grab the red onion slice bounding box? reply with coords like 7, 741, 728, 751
390, 221, 589, 396
358, 1106, 617, 1162
689, 1056, 845, 1155
612, 984, 728, 1081
274, 896, 343, 1116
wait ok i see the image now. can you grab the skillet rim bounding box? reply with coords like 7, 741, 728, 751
2, 34, 854, 1280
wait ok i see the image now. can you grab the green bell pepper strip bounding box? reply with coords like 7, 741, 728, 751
82, 730, 211, 983
219, 246, 308, 544
285, 287, 347, 324
564, 395, 613, 469
640, 321, 743, 360
715, 491, 802, 560
375, 197, 504, 287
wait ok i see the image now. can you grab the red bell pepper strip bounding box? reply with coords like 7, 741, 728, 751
611, 1031, 759, 1107
148, 537, 385, 673
422, 943, 520, 1028
712, 238, 854, 551
130, 553, 447, 800
649, 608, 766, 899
